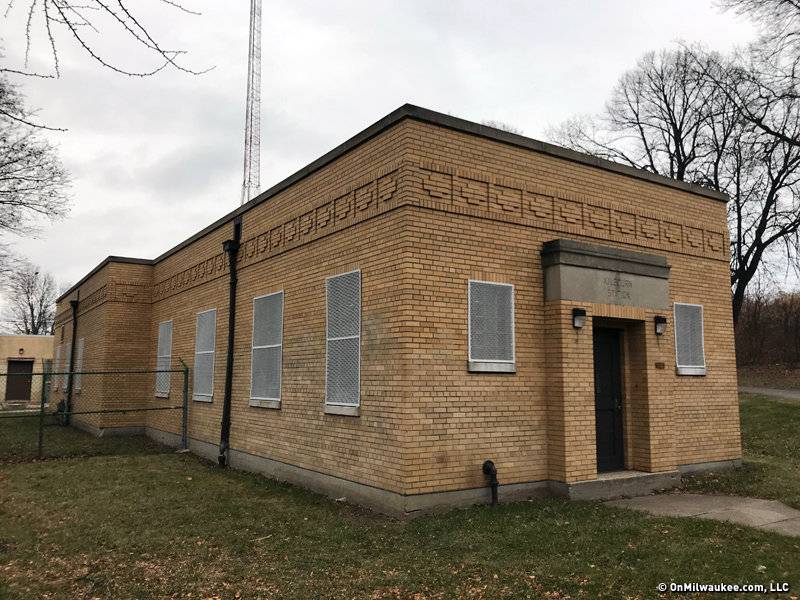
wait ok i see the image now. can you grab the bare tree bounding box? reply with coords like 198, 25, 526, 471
0, 73, 70, 237
4, 260, 57, 334
718, 0, 800, 79
550, 50, 717, 182
482, 120, 524, 135
3, 0, 209, 81
712, 0, 800, 147
549, 48, 800, 325
0, 242, 19, 283
736, 287, 800, 367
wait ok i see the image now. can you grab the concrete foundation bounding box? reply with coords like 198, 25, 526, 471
551, 470, 681, 501
145, 427, 550, 517
138, 428, 739, 516
72, 418, 145, 438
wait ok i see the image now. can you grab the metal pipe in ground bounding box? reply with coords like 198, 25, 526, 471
483, 460, 499, 506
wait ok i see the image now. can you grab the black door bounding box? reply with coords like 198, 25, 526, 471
5, 360, 33, 403
593, 328, 624, 472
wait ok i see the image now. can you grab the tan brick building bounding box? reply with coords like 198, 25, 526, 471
53, 105, 740, 515
1, 335, 54, 408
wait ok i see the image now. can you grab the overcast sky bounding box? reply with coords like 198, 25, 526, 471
2, 1, 757, 292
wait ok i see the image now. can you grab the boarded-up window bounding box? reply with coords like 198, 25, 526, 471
326, 271, 360, 406
155, 320, 173, 397
74, 338, 85, 391
468, 280, 515, 372
53, 346, 61, 391
64, 344, 72, 390
193, 309, 216, 401
250, 292, 283, 405
674, 303, 706, 376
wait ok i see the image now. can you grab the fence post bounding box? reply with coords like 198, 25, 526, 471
180, 359, 189, 450
37, 372, 47, 459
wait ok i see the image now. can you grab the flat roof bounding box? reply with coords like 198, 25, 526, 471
57, 104, 727, 303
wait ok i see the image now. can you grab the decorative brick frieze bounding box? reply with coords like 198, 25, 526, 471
108, 281, 151, 304
151, 162, 404, 302
415, 161, 727, 261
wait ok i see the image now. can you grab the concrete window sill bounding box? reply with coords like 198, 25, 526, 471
324, 404, 360, 417
193, 395, 213, 403
676, 366, 706, 376
250, 398, 281, 410
468, 361, 516, 373
155, 392, 169, 399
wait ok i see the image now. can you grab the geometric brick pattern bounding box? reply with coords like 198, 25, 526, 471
418, 161, 727, 261
52, 114, 740, 503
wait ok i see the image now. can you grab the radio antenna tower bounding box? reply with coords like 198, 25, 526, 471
241, 0, 262, 205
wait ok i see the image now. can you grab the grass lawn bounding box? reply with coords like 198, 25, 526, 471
682, 394, 800, 509
0, 413, 169, 464
0, 395, 798, 599
2, 454, 799, 600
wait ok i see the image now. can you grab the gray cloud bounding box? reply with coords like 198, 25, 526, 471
2, 0, 756, 289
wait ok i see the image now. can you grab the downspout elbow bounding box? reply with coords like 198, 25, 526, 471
482, 459, 499, 506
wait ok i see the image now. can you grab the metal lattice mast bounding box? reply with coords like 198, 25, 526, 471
241, 0, 262, 205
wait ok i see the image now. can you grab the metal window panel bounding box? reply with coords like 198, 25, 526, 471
252, 292, 283, 348
193, 309, 216, 400
250, 292, 283, 403
325, 271, 361, 407
251, 346, 282, 400
193, 352, 214, 398
326, 271, 360, 339
468, 280, 515, 365
157, 320, 173, 357
195, 309, 217, 353
674, 302, 706, 375
74, 338, 84, 391
155, 320, 173, 396
155, 356, 172, 394
325, 337, 360, 405
64, 345, 72, 389
54, 346, 61, 390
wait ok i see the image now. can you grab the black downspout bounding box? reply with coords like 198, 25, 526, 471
483, 460, 498, 506
218, 217, 242, 467
64, 295, 80, 426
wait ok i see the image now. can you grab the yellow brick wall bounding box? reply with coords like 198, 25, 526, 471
399, 121, 739, 490
145, 124, 415, 493
53, 261, 154, 431
53, 116, 740, 496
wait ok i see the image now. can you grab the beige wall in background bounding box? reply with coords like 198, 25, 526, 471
0, 335, 54, 407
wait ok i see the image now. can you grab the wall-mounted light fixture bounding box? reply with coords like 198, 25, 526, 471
572, 307, 587, 329
655, 315, 668, 336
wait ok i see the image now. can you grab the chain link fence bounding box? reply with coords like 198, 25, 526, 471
0, 367, 189, 463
